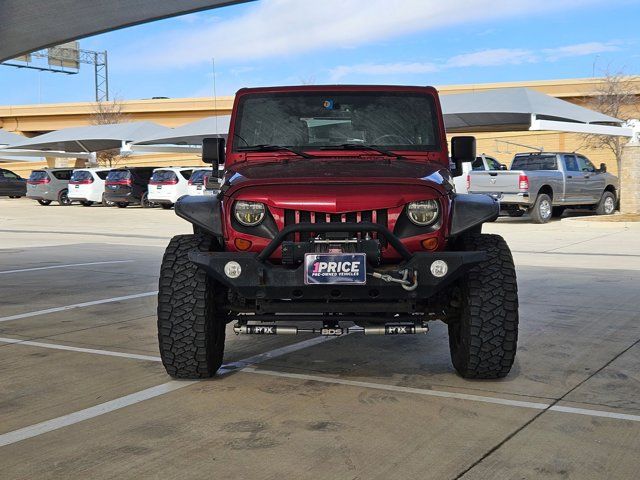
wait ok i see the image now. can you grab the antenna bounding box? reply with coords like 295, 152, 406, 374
212, 58, 218, 134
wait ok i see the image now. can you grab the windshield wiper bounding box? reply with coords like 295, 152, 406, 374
236, 144, 315, 159
320, 143, 405, 159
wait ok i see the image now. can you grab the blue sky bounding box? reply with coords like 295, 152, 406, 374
1, 0, 639, 105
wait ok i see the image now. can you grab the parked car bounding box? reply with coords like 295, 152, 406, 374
67, 167, 112, 206
104, 167, 157, 208
26, 168, 73, 206
452, 154, 505, 193
157, 84, 518, 381
147, 167, 195, 209
186, 168, 216, 196
468, 152, 618, 223
0, 168, 27, 197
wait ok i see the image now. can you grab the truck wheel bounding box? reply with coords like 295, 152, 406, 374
595, 191, 616, 215
530, 194, 552, 223
157, 234, 226, 378
58, 189, 72, 206
37, 200, 52, 206
448, 233, 519, 379
141, 192, 153, 208
551, 206, 565, 218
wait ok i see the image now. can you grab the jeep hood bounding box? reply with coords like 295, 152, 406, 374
223, 158, 452, 195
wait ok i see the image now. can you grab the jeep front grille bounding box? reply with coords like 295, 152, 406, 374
283, 209, 389, 246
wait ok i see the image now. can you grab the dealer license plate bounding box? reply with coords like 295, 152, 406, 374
304, 253, 366, 285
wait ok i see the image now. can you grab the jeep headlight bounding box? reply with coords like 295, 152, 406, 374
407, 200, 440, 226
234, 201, 266, 226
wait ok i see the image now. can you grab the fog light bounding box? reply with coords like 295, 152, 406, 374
224, 261, 242, 279
430, 260, 448, 278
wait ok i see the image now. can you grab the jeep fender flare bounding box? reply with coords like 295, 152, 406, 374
174, 195, 224, 238
448, 194, 499, 237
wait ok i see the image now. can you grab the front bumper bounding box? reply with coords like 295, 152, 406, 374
190, 249, 485, 305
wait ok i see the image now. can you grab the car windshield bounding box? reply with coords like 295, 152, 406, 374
106, 170, 130, 181
511, 155, 558, 170
29, 171, 48, 181
233, 92, 439, 152
70, 170, 92, 181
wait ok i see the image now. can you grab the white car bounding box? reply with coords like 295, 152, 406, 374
147, 167, 195, 209
68, 167, 112, 206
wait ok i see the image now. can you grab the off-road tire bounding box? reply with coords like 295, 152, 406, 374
595, 191, 616, 215
448, 233, 519, 379
37, 199, 52, 206
530, 193, 552, 224
551, 206, 565, 218
58, 189, 72, 206
157, 234, 226, 379
161, 203, 173, 210
80, 201, 93, 207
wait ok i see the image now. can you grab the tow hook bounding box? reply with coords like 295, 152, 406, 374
370, 269, 418, 291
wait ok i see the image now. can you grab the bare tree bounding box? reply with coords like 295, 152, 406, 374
581, 70, 640, 186
89, 99, 129, 167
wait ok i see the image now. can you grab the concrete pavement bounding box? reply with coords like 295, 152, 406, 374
0, 197, 639, 479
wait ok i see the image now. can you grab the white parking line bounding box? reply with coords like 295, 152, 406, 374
244, 368, 640, 423
0, 260, 135, 275
0, 335, 337, 447
0, 337, 161, 362
0, 381, 194, 448
0, 291, 158, 323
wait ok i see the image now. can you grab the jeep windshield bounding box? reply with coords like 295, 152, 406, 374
232, 92, 440, 153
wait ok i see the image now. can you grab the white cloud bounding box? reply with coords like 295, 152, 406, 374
446, 48, 536, 67
128, 0, 609, 69
329, 42, 624, 80
544, 41, 620, 61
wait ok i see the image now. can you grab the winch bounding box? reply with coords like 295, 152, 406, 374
281, 233, 381, 266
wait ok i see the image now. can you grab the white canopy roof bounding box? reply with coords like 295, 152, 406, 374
0, 0, 252, 63
441, 87, 632, 136
8, 121, 171, 152
0, 129, 24, 146
134, 115, 230, 145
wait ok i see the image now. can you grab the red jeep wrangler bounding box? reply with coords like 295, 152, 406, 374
157, 85, 518, 380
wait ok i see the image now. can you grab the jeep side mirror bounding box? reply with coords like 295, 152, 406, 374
451, 136, 476, 177
202, 138, 225, 177
599, 162, 607, 173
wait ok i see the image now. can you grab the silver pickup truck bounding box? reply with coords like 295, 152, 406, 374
467, 152, 618, 223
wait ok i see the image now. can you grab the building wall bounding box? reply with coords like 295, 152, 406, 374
1, 77, 639, 178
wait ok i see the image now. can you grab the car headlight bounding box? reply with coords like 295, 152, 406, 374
234, 201, 266, 226
407, 200, 440, 226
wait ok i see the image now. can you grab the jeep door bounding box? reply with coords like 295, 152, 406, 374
577, 155, 605, 203
562, 154, 585, 203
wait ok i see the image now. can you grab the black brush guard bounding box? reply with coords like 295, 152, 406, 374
189, 222, 486, 312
